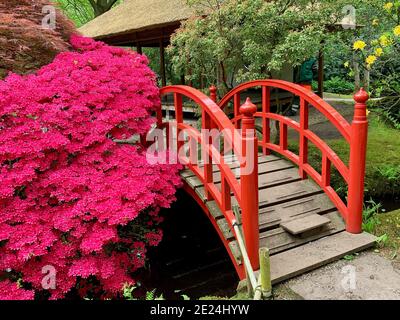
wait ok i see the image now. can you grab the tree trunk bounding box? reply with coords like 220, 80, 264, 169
217, 63, 229, 96
353, 60, 361, 91
363, 69, 370, 91
89, 0, 118, 17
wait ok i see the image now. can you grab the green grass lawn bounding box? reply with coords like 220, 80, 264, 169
374, 209, 400, 249
370, 209, 400, 262
323, 92, 354, 100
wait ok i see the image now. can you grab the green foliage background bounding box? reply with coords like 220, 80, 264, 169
55, 0, 122, 27
168, 0, 380, 93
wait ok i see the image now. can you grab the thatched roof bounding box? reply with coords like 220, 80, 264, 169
78, 0, 194, 40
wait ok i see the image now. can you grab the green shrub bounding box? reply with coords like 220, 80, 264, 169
362, 198, 383, 234
370, 91, 400, 130
320, 76, 355, 94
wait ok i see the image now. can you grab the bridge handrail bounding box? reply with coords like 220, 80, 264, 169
219, 79, 351, 142
217, 79, 369, 234
154, 81, 368, 276
157, 85, 260, 270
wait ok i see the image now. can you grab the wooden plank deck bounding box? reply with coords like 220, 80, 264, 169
180, 154, 377, 283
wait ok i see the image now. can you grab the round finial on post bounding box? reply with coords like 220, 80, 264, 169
353, 88, 369, 121
209, 85, 217, 102
354, 88, 369, 104
240, 97, 257, 117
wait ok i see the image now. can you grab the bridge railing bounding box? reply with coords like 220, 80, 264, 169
156, 85, 260, 270
218, 80, 369, 234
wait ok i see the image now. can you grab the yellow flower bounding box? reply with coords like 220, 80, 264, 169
380, 35, 390, 47
366, 55, 377, 66
384, 2, 394, 10
394, 25, 400, 36
375, 47, 383, 56
353, 40, 366, 50
366, 109, 371, 117
344, 61, 350, 68
372, 19, 379, 26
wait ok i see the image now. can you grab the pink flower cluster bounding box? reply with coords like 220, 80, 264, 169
0, 280, 35, 300
0, 35, 181, 299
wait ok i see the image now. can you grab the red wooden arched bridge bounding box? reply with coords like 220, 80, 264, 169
150, 80, 376, 285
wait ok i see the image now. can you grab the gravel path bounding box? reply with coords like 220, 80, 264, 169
280, 250, 400, 300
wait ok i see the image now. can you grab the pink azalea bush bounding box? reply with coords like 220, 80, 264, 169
0, 35, 181, 299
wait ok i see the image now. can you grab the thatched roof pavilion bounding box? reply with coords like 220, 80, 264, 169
79, 0, 193, 46
79, 0, 333, 96
79, 0, 194, 86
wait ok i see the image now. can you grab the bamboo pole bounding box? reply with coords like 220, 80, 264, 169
253, 248, 272, 300
259, 247, 272, 298
232, 206, 257, 296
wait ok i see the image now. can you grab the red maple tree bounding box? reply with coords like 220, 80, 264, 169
0, 0, 76, 78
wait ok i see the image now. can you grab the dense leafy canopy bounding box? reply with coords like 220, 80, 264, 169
56, 0, 122, 27
349, 1, 400, 127
168, 0, 365, 93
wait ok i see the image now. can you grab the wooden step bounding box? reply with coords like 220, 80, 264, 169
267, 231, 377, 284
180, 154, 281, 178
206, 193, 336, 231
204, 189, 345, 263
258, 179, 321, 207
213, 167, 301, 191
280, 214, 331, 235
194, 174, 321, 206
259, 193, 337, 230
186, 166, 300, 193
206, 204, 345, 263
185, 159, 295, 189
259, 211, 345, 255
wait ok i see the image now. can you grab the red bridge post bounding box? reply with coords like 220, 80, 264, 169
347, 88, 369, 234
209, 85, 217, 103
240, 98, 260, 270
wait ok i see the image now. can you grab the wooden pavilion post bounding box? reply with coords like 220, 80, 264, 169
136, 43, 142, 55
159, 38, 167, 87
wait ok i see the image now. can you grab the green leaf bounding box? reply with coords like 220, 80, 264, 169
376, 233, 389, 245
343, 254, 355, 261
